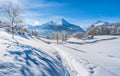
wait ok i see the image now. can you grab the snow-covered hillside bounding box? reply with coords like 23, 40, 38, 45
0, 30, 120, 76
0, 31, 69, 76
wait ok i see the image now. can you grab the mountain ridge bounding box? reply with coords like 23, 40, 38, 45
25, 18, 85, 36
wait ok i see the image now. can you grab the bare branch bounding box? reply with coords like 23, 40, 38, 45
1, 1, 23, 38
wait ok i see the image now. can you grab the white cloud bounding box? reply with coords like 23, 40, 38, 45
0, 0, 20, 5
28, 2, 61, 8
0, 0, 22, 8
2, 0, 58, 8
23, 12, 43, 19
22, 0, 62, 9
24, 16, 68, 26
25, 19, 44, 26
34, 21, 40, 25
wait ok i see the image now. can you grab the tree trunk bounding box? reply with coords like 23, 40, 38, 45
11, 17, 14, 39
12, 26, 14, 39
57, 37, 58, 44
11, 20, 14, 39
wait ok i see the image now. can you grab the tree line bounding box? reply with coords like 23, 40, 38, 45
86, 23, 120, 36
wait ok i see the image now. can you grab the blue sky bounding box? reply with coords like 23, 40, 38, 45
1, 0, 120, 28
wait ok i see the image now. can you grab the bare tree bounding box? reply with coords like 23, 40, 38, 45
2, 1, 22, 38
73, 32, 84, 39
31, 30, 39, 37
86, 27, 98, 39
52, 32, 60, 44
61, 31, 68, 42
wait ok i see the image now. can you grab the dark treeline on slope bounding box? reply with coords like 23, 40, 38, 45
86, 22, 120, 36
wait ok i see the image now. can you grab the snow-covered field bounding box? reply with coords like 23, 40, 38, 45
51, 36, 120, 76
0, 30, 120, 76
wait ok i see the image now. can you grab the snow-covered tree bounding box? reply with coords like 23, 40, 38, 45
117, 27, 120, 35
2, 1, 23, 38
52, 32, 60, 43
73, 32, 84, 39
31, 30, 39, 37
61, 31, 68, 42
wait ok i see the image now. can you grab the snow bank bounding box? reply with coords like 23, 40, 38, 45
0, 31, 70, 76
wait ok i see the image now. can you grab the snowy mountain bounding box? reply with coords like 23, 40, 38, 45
25, 19, 85, 36
93, 21, 109, 26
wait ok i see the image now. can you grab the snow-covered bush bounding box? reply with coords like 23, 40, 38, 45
73, 32, 84, 39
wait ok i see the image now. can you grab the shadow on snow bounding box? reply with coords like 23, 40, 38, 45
0, 39, 70, 76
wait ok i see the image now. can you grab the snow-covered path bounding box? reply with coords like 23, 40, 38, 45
51, 44, 90, 76
51, 36, 120, 76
